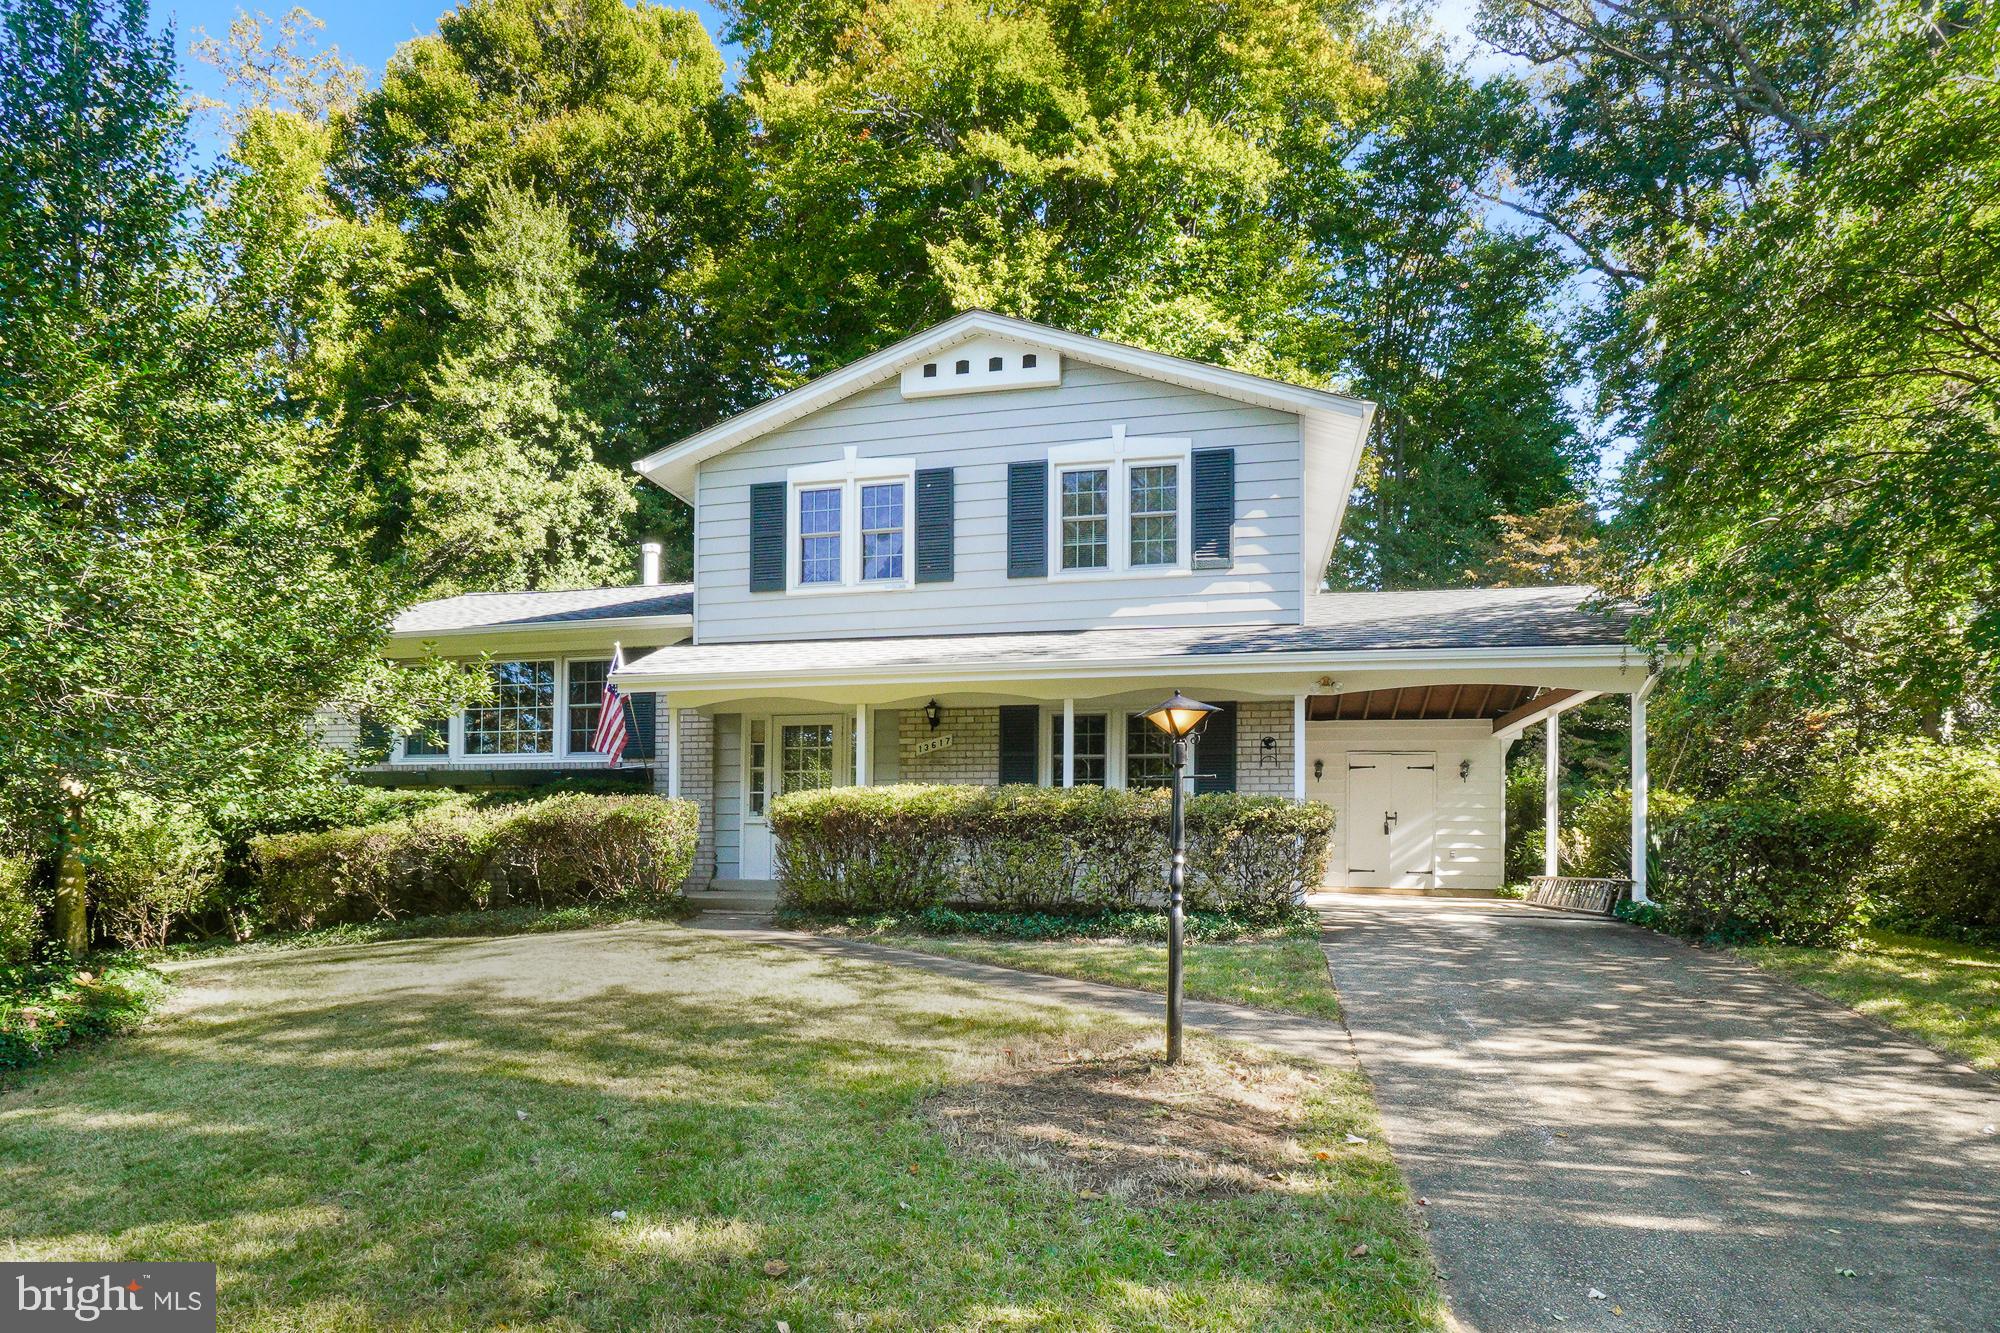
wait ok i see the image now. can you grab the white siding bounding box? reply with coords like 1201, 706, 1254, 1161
693, 362, 1304, 642
713, 713, 742, 878
1303, 720, 1507, 890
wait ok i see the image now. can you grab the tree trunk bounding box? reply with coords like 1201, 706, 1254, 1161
53, 789, 88, 956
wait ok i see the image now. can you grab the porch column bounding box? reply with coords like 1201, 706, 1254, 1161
665, 700, 680, 798
1061, 698, 1075, 788
1544, 712, 1559, 877
1292, 693, 1308, 800
854, 702, 870, 786
1631, 677, 1656, 903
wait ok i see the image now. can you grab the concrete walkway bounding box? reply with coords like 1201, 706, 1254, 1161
1320, 894, 2000, 1332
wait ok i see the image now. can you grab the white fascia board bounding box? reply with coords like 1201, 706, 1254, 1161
1491, 688, 1604, 741
613, 643, 1641, 693
631, 310, 1376, 503
384, 615, 693, 658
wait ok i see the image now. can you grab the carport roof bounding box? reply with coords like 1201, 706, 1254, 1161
616, 586, 1633, 686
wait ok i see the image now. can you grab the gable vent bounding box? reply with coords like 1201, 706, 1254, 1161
901, 337, 1062, 399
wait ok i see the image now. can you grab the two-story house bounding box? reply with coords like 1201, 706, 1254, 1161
368, 311, 1656, 903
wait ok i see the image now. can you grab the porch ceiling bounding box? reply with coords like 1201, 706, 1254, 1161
1309, 683, 1541, 722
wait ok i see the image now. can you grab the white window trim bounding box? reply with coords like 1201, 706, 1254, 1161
1047, 426, 1192, 579
784, 446, 918, 594
390, 654, 635, 766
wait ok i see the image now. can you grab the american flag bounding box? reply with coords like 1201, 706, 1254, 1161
594, 647, 628, 767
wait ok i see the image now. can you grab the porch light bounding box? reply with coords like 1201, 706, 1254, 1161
923, 699, 942, 730
1141, 689, 1217, 1065
1140, 691, 1218, 741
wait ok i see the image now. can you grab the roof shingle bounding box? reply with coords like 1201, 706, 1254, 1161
392, 584, 693, 636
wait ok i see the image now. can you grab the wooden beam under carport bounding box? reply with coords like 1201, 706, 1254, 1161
1492, 688, 1600, 739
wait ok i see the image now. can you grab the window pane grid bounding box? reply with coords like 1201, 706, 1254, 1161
781, 723, 836, 793
799, 486, 842, 585
748, 720, 768, 816
1124, 714, 1175, 790
1061, 468, 1109, 570
566, 658, 610, 754
1051, 713, 1109, 787
860, 481, 904, 582
1129, 463, 1178, 567
465, 659, 556, 755
404, 718, 449, 758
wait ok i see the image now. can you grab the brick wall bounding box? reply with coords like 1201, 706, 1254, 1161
655, 704, 716, 890
1232, 700, 1296, 796
896, 706, 1001, 784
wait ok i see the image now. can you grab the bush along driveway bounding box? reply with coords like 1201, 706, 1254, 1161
1321, 894, 2000, 1332
0, 920, 1442, 1330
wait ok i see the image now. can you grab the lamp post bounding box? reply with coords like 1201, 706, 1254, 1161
1141, 690, 1218, 1065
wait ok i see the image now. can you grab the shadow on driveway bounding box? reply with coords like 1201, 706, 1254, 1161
1320, 895, 2000, 1333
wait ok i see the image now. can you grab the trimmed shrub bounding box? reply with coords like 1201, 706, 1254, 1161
89, 797, 227, 950
1809, 740, 2000, 933
1561, 785, 1694, 881
0, 856, 37, 964
1653, 798, 1874, 945
771, 784, 1332, 918
485, 793, 699, 908
249, 794, 698, 933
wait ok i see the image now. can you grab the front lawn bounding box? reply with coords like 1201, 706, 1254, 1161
1737, 928, 2000, 1072
0, 923, 1438, 1329
873, 935, 1343, 1021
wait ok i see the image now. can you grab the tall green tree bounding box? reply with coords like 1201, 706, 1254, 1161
0, 0, 451, 945
724, 0, 1378, 379
402, 182, 638, 593
1300, 46, 1591, 588
1481, 0, 2000, 778
328, 0, 747, 579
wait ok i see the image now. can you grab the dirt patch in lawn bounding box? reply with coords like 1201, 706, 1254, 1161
926, 1035, 1328, 1204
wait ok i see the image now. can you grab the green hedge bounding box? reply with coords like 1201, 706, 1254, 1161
1810, 740, 2000, 933
770, 784, 1332, 917
249, 794, 699, 933
1652, 798, 1875, 945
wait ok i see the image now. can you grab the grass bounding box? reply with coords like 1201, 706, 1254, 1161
1738, 928, 2000, 1072
0, 922, 1439, 1329
143, 900, 695, 960
869, 935, 1343, 1021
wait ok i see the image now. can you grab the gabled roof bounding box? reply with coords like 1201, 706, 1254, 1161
615, 586, 1632, 688
632, 310, 1377, 517
392, 584, 693, 637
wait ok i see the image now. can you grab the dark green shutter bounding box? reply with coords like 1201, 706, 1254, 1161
915, 467, 955, 583
749, 481, 786, 592
998, 705, 1040, 784
1194, 703, 1236, 794
1006, 461, 1046, 578
358, 713, 390, 760
1191, 448, 1236, 570
623, 692, 657, 761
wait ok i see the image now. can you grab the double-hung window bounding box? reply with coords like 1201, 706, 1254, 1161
1124, 714, 1176, 790
1049, 427, 1190, 575
1050, 713, 1109, 786
566, 658, 613, 755
465, 659, 556, 755
787, 446, 916, 590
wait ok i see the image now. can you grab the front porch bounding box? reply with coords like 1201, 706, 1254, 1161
645, 665, 1657, 899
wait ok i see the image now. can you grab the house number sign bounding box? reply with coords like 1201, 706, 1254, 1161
912, 733, 954, 756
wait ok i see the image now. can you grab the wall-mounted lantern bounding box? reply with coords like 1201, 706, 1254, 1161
1459, 758, 1472, 782
924, 699, 942, 730
1313, 758, 1324, 781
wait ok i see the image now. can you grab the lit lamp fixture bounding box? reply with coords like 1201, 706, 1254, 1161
1140, 690, 1219, 1065
924, 699, 942, 730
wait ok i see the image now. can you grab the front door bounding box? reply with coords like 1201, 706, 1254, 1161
740, 714, 843, 880
1344, 752, 1438, 888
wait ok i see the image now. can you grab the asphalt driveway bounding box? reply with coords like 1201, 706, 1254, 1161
1320, 895, 2000, 1332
